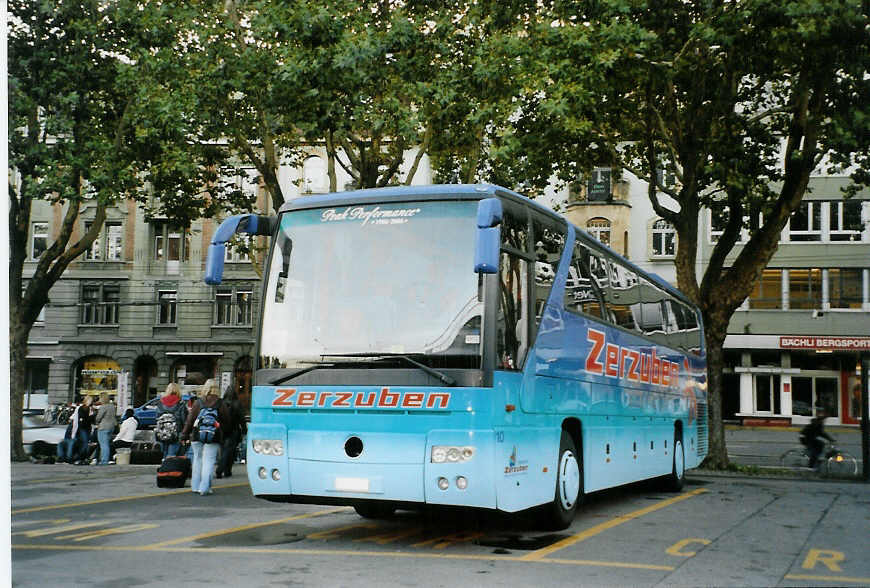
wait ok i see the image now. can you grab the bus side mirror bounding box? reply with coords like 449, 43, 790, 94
205, 244, 227, 285
204, 214, 277, 285
474, 198, 502, 274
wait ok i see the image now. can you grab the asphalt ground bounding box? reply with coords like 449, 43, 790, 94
6, 425, 868, 587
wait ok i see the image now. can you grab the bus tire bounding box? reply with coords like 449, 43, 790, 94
545, 431, 582, 530
663, 434, 685, 492
353, 501, 395, 519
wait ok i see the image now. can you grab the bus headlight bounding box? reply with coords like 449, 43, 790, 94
431, 446, 475, 463
252, 439, 284, 456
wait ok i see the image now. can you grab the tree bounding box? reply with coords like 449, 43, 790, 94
7, 0, 245, 460
516, 0, 870, 466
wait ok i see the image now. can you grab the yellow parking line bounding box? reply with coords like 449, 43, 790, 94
539, 557, 674, 571
521, 488, 709, 561
11, 481, 249, 514
10, 543, 678, 571
141, 507, 350, 549
59, 523, 160, 542
354, 527, 423, 545
785, 574, 870, 585
13, 521, 109, 538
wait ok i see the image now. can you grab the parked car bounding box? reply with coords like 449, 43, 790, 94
22, 411, 68, 456
133, 395, 193, 429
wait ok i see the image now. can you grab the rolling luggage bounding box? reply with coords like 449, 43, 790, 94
156, 455, 191, 488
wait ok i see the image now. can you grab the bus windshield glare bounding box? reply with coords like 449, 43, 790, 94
259, 200, 482, 371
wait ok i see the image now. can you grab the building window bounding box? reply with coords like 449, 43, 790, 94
788, 201, 822, 241
829, 200, 864, 241
84, 221, 123, 261
788, 268, 822, 309
31, 222, 48, 260
214, 287, 253, 326
81, 284, 120, 325
302, 156, 328, 194
153, 223, 191, 262
829, 268, 864, 309
586, 218, 611, 246
157, 291, 177, 325
748, 269, 783, 309
651, 219, 676, 257
709, 207, 727, 243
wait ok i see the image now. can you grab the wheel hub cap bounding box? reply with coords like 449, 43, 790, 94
559, 450, 581, 510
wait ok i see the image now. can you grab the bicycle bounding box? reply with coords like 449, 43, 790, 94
779, 442, 858, 477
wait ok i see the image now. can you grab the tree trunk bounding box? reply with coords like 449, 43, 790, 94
9, 303, 30, 462
701, 313, 730, 469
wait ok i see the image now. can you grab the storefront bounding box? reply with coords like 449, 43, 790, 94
727, 335, 867, 426
77, 357, 121, 402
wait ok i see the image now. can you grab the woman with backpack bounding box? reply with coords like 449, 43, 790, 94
155, 382, 187, 460
181, 379, 231, 496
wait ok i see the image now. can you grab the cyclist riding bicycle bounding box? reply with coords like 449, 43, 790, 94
800, 411, 835, 468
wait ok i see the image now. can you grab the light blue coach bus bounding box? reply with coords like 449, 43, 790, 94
205, 184, 707, 529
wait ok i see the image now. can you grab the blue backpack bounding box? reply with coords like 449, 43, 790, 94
196, 402, 222, 444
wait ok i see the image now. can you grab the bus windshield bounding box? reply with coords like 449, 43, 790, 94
259, 200, 482, 372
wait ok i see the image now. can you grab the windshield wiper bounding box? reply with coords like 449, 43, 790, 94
268, 363, 334, 386
321, 353, 457, 387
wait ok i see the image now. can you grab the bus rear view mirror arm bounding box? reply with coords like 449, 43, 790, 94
474, 198, 502, 274
205, 214, 277, 285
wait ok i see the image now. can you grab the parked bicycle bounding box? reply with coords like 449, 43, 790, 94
44, 403, 76, 425
780, 442, 858, 477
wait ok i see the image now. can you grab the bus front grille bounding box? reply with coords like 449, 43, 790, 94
696, 402, 708, 456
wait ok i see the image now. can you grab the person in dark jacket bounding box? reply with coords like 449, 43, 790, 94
155, 382, 188, 460
73, 397, 94, 464
216, 388, 246, 479
181, 379, 231, 496
800, 411, 835, 468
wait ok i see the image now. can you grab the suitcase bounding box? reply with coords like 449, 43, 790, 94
156, 455, 191, 488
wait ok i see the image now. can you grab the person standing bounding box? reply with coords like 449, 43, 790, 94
182, 379, 230, 496
73, 397, 94, 464
216, 388, 245, 479
94, 393, 118, 465
155, 382, 187, 460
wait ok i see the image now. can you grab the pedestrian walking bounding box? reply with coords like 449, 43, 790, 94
182, 379, 231, 496
217, 388, 246, 479
155, 382, 187, 460
94, 393, 118, 465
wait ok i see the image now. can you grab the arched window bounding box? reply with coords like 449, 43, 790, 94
586, 218, 611, 246
302, 156, 327, 193
652, 219, 676, 257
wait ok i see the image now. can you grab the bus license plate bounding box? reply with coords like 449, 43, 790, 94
334, 477, 370, 492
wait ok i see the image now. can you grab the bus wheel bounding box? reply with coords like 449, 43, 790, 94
545, 431, 582, 530
663, 435, 685, 492
353, 501, 395, 519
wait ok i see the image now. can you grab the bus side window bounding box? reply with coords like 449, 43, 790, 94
636, 277, 670, 346
564, 242, 604, 318
673, 301, 702, 355
604, 262, 640, 331
532, 215, 566, 326
498, 252, 529, 370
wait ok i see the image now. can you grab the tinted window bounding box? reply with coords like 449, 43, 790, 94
532, 215, 566, 325
604, 262, 639, 331
564, 241, 604, 318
